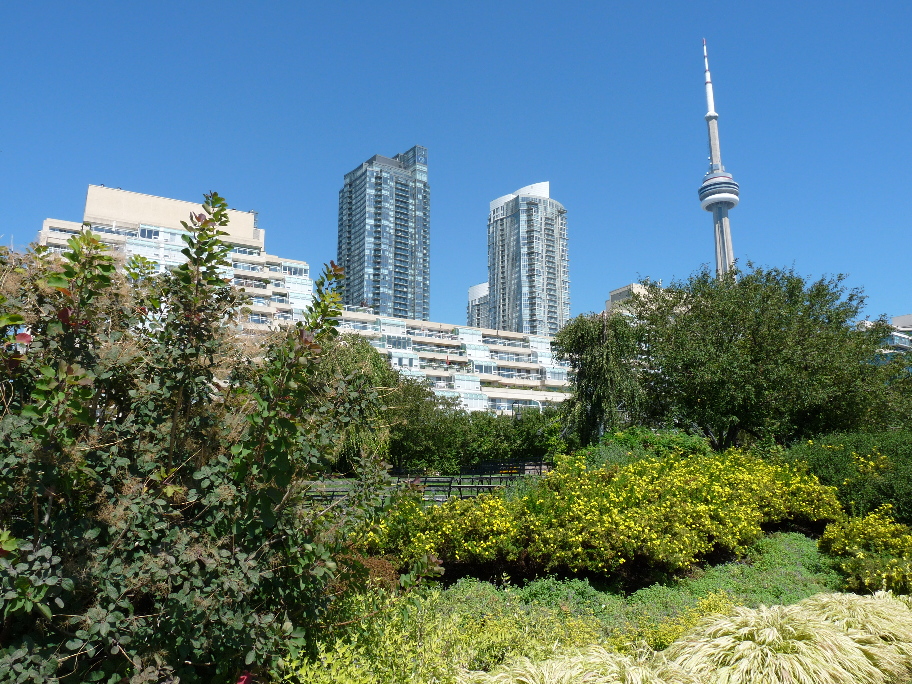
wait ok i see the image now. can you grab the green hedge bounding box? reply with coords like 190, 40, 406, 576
783, 430, 912, 522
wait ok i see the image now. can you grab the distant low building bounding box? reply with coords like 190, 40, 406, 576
888, 315, 912, 354
339, 307, 571, 414
605, 283, 647, 313
36, 185, 313, 329
893, 314, 912, 333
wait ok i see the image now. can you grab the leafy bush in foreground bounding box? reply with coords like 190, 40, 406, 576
0, 198, 388, 682
360, 448, 841, 577
279, 581, 603, 684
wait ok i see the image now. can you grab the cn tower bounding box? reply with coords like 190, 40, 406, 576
698, 40, 740, 277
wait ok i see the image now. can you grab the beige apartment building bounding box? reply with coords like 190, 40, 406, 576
37, 185, 313, 326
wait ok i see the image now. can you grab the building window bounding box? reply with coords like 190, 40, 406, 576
139, 228, 159, 240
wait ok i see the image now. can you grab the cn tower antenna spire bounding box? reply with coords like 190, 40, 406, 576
697, 39, 740, 277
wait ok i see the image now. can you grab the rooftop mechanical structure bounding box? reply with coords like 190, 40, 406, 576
698, 40, 740, 277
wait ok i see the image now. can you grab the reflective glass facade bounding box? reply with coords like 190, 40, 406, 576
338, 146, 430, 320
488, 184, 570, 336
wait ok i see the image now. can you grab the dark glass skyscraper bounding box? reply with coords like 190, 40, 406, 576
337, 145, 430, 320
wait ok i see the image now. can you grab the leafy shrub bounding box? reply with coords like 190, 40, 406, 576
523, 450, 839, 575
820, 506, 912, 593
363, 450, 840, 580
0, 199, 389, 682
280, 580, 603, 684
575, 427, 712, 470
387, 398, 565, 475
783, 431, 912, 522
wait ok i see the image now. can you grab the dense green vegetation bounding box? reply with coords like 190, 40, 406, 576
0, 198, 392, 682
358, 441, 840, 578
5, 200, 912, 683
783, 430, 912, 521
555, 266, 911, 448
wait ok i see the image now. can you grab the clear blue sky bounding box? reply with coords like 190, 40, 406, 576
2, 1, 910, 325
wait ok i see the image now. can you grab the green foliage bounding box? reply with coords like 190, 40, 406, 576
280, 581, 603, 684
281, 533, 849, 682
553, 310, 645, 446
820, 506, 912, 593
385, 377, 468, 473
0, 194, 389, 682
385, 386, 563, 474
361, 446, 841, 578
557, 265, 909, 450
462, 591, 912, 684
512, 533, 840, 652
783, 430, 912, 522
574, 428, 712, 469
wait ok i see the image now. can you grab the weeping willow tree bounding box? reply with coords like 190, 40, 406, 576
553, 311, 645, 446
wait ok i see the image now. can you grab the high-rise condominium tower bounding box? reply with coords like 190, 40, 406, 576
338, 145, 430, 320
488, 182, 569, 336
698, 40, 740, 276
466, 282, 490, 328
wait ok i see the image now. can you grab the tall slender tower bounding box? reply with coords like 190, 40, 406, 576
337, 146, 430, 320
698, 40, 740, 277
487, 182, 569, 336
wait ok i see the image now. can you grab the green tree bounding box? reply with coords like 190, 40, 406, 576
0, 193, 389, 683
556, 265, 909, 450
631, 265, 904, 449
553, 311, 644, 446
385, 378, 467, 473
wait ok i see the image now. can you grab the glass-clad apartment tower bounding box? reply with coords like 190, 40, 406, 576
338, 145, 430, 320
488, 182, 569, 336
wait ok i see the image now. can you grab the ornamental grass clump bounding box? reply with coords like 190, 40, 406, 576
797, 591, 912, 645
461, 647, 695, 684
796, 591, 912, 676
665, 604, 894, 684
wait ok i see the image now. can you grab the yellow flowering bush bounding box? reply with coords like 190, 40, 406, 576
357, 450, 841, 577
820, 506, 912, 593
522, 449, 840, 573
354, 492, 521, 564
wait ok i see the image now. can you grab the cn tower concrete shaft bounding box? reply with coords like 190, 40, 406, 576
698, 40, 740, 277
